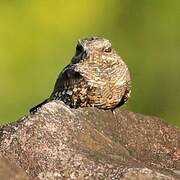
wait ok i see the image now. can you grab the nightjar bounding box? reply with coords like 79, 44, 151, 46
30, 36, 131, 113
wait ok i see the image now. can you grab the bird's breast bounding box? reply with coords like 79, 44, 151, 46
74, 60, 131, 109
75, 60, 130, 88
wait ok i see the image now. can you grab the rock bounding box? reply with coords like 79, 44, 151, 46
0, 101, 179, 179
0, 156, 28, 180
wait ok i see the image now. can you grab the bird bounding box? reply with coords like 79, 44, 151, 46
30, 36, 131, 113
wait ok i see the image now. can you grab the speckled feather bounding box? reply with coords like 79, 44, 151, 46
30, 36, 131, 112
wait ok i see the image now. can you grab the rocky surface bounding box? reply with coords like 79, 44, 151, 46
0, 156, 28, 180
0, 101, 179, 179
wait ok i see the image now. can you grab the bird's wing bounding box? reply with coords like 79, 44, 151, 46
30, 65, 84, 113
50, 65, 84, 100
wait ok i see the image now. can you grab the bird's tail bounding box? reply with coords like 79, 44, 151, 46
30, 99, 48, 113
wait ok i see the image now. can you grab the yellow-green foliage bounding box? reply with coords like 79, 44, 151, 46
0, 0, 179, 126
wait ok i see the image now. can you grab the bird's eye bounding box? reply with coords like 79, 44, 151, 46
104, 46, 112, 53
76, 44, 84, 55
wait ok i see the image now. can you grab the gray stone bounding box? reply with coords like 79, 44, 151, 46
0, 101, 179, 179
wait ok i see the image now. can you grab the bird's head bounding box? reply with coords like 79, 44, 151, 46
71, 36, 119, 64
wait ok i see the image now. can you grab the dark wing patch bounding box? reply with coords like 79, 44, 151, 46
51, 65, 82, 94
49, 65, 89, 108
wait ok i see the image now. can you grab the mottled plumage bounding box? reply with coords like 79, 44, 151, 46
30, 36, 131, 112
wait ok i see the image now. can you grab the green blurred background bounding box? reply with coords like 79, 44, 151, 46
0, 0, 179, 126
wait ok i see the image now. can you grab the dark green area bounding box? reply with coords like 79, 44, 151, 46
0, 0, 179, 126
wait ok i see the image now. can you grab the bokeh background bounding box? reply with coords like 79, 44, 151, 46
0, 0, 179, 126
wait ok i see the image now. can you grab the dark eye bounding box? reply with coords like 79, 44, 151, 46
104, 46, 112, 53
76, 44, 84, 55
